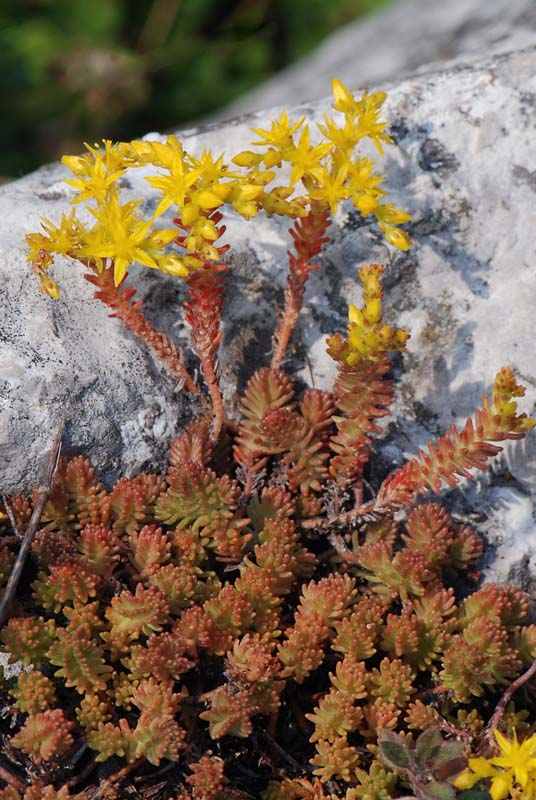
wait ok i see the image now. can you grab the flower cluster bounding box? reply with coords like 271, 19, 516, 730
26, 79, 410, 299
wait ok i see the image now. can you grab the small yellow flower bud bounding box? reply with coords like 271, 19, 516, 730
193, 190, 222, 210
383, 225, 411, 251
158, 255, 188, 278
199, 243, 220, 262
232, 151, 262, 168
184, 235, 199, 252
356, 194, 378, 216
365, 297, 382, 324
234, 201, 259, 219
368, 91, 387, 108
453, 770, 479, 791
181, 204, 200, 226
234, 184, 264, 202
182, 255, 204, 270
193, 218, 219, 241
40, 275, 60, 299
264, 149, 282, 169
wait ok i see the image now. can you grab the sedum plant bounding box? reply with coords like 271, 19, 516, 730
0, 80, 534, 799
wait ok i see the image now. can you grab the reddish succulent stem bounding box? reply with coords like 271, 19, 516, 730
184, 264, 227, 443
85, 263, 198, 394
173, 210, 229, 444
271, 202, 330, 370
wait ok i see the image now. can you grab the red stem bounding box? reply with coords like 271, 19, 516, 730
271, 202, 330, 370
85, 264, 198, 394
184, 264, 227, 443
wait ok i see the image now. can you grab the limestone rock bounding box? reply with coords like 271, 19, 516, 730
216, 0, 536, 119
2, 46, 536, 585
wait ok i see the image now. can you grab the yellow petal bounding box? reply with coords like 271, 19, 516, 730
332, 79, 353, 111
348, 304, 362, 325
493, 730, 512, 755
453, 769, 480, 790
113, 259, 129, 286
490, 772, 513, 800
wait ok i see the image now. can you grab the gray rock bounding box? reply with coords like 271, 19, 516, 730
2, 46, 536, 585
216, 0, 536, 120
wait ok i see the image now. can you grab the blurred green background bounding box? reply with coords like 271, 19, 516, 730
0, 0, 391, 178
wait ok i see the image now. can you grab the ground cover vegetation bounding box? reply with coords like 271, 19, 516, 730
1, 79, 535, 800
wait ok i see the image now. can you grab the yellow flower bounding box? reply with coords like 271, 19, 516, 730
252, 111, 305, 151
455, 730, 536, 800
26, 210, 85, 273
188, 150, 236, 185
331, 80, 392, 153
347, 158, 385, 201
309, 165, 350, 214
316, 114, 360, 154
491, 730, 536, 792
146, 153, 201, 218
287, 126, 332, 185
130, 134, 183, 170
63, 141, 130, 204
354, 98, 393, 155
87, 194, 176, 285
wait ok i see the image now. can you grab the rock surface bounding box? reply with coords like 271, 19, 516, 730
216, 0, 536, 119
2, 45, 536, 585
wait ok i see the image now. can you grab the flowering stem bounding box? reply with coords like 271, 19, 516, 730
184, 264, 227, 443
271, 202, 330, 370
85, 263, 198, 394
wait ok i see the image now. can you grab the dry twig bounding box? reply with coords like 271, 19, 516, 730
0, 417, 65, 627
1, 497, 20, 538
483, 655, 536, 745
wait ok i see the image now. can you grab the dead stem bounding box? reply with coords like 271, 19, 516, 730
83, 758, 145, 800
0, 763, 25, 792
483, 655, 536, 746
1, 497, 20, 538
0, 417, 65, 627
